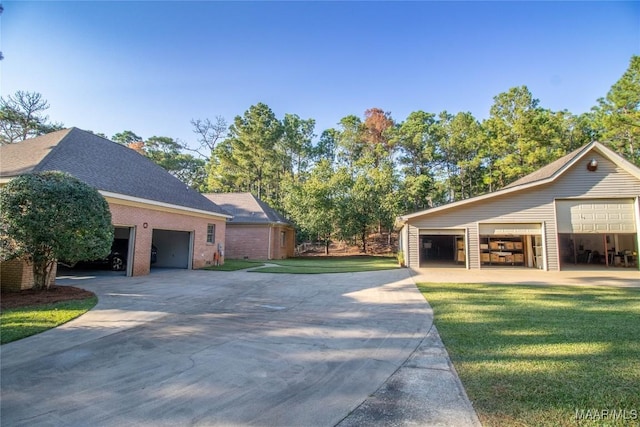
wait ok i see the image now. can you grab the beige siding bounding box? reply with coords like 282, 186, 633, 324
408, 225, 419, 267
406, 154, 640, 271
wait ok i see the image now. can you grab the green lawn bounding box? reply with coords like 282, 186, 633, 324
0, 297, 98, 344
203, 256, 398, 273
203, 259, 265, 271
417, 283, 640, 427
252, 255, 399, 273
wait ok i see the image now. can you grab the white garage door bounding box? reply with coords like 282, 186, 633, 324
556, 199, 637, 233
418, 229, 465, 235
479, 223, 541, 235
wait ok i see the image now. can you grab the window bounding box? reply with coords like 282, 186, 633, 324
207, 224, 215, 244
281, 231, 286, 247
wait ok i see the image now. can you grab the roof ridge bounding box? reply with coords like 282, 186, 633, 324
31, 128, 74, 172
5, 128, 230, 217
204, 192, 292, 225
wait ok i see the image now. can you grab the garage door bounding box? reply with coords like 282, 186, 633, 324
152, 229, 193, 269
418, 229, 465, 235
556, 199, 636, 233
478, 223, 541, 235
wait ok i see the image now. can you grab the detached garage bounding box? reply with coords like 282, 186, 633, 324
398, 141, 640, 271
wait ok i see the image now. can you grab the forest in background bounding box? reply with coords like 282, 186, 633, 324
1, 55, 638, 251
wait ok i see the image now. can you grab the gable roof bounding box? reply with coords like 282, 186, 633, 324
0, 128, 231, 218
204, 192, 293, 226
398, 141, 640, 224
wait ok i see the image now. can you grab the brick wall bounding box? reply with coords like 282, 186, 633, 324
225, 224, 295, 260
224, 225, 270, 259
0, 200, 227, 287
270, 226, 296, 260
1, 258, 57, 292
108, 201, 227, 276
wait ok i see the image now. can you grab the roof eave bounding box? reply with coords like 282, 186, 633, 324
101, 191, 233, 219
228, 220, 295, 227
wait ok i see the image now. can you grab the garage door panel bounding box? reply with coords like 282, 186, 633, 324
152, 229, 191, 269
478, 223, 541, 235
418, 229, 465, 236
556, 199, 636, 233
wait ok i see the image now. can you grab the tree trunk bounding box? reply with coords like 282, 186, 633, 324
325, 240, 330, 255
361, 228, 367, 253
32, 258, 55, 290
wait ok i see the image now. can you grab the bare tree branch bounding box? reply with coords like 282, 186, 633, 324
185, 116, 228, 158
0, 90, 55, 144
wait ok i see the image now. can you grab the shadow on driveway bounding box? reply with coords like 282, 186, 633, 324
2, 268, 479, 426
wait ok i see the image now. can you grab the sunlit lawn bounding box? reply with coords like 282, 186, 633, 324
417, 283, 640, 427
203, 259, 265, 271
203, 255, 398, 273
253, 255, 398, 273
0, 297, 98, 344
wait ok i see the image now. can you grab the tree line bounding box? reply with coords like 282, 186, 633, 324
2, 55, 638, 252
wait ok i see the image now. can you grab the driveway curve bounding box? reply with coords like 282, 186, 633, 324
2, 268, 442, 426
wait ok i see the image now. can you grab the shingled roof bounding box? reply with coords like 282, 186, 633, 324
204, 192, 293, 226
0, 128, 230, 217
502, 144, 589, 189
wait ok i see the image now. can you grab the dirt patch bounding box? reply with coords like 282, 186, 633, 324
1, 285, 96, 311
298, 233, 398, 257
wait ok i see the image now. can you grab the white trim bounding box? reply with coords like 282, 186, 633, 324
464, 228, 470, 269
541, 221, 548, 271
188, 231, 194, 270
100, 190, 232, 219
126, 226, 136, 277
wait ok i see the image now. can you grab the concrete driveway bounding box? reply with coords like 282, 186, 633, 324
0, 268, 479, 427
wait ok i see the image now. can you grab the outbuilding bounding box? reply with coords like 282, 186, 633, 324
397, 141, 640, 271
204, 192, 295, 260
0, 128, 230, 289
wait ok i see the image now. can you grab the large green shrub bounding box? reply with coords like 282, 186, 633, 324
0, 171, 113, 289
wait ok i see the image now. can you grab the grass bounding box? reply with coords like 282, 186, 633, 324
417, 283, 640, 427
1, 297, 98, 344
203, 259, 265, 271
252, 255, 398, 273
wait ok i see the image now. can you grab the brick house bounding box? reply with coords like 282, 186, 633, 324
204, 193, 295, 260
0, 128, 230, 290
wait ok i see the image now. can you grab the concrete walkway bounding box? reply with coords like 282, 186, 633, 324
0, 268, 480, 427
411, 266, 639, 287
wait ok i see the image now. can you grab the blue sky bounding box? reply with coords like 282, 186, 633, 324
2, 1, 638, 151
